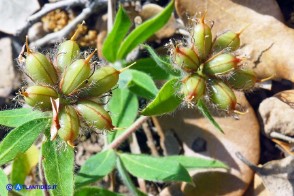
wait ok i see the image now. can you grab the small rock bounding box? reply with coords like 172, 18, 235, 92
0, 0, 40, 35
259, 97, 294, 137
0, 38, 16, 97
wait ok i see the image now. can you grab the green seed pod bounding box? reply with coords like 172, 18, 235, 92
58, 106, 80, 147
25, 37, 58, 85
56, 40, 80, 71
203, 54, 240, 75
26, 52, 58, 85
87, 66, 119, 97
22, 85, 58, 110
174, 46, 200, 72
181, 74, 206, 102
192, 16, 212, 60
227, 69, 257, 90
213, 31, 240, 52
208, 79, 237, 111
75, 100, 114, 131
60, 50, 96, 95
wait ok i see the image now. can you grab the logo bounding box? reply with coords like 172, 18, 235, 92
14, 184, 22, 191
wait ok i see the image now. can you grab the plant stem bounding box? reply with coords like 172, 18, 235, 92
116, 157, 138, 196
106, 116, 150, 150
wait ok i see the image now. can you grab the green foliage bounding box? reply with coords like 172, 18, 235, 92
141, 78, 182, 116
116, 0, 175, 60
0, 169, 8, 196
11, 145, 39, 184
197, 99, 224, 133
75, 187, 122, 196
119, 153, 192, 182
0, 1, 236, 196
142, 44, 180, 76
107, 88, 138, 142
0, 108, 46, 127
163, 155, 228, 169
131, 58, 171, 80
102, 5, 132, 62
75, 149, 117, 188
42, 139, 74, 196
0, 118, 48, 166
119, 69, 158, 99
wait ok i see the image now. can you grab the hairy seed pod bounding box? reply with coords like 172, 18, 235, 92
213, 31, 240, 52
87, 66, 119, 96
181, 74, 206, 102
58, 106, 80, 147
192, 16, 212, 60
60, 50, 96, 95
227, 69, 257, 90
56, 40, 80, 71
174, 46, 200, 72
75, 100, 114, 130
22, 85, 58, 110
203, 54, 240, 75
26, 52, 58, 85
208, 79, 237, 111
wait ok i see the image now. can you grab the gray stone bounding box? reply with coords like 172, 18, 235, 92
0, 38, 16, 97
0, 0, 40, 35
259, 97, 294, 137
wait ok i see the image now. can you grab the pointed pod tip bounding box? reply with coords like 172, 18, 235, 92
85, 49, 97, 64
200, 11, 207, 23
70, 21, 86, 41
119, 62, 136, 73
25, 36, 32, 54
67, 140, 75, 148
237, 23, 250, 36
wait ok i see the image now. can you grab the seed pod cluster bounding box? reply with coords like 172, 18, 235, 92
171, 15, 257, 114
20, 28, 119, 147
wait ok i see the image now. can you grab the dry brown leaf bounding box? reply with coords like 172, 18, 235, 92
238, 154, 294, 196
244, 174, 269, 196
272, 139, 294, 156
175, 0, 294, 82
157, 92, 260, 196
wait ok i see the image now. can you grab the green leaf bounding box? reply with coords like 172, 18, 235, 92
42, 139, 74, 196
141, 78, 182, 116
0, 118, 48, 166
119, 153, 191, 182
116, 0, 175, 59
131, 58, 171, 80
102, 5, 132, 62
197, 99, 224, 133
0, 169, 8, 196
143, 44, 180, 76
119, 70, 158, 99
116, 157, 139, 196
107, 88, 138, 142
11, 145, 39, 184
0, 108, 46, 127
75, 187, 122, 196
163, 156, 228, 169
75, 149, 117, 188
20, 189, 43, 196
